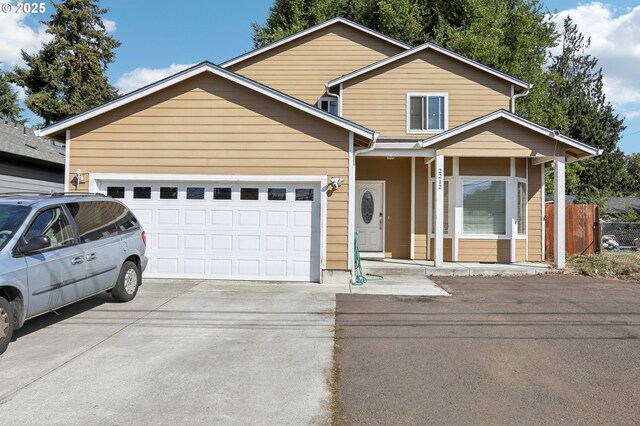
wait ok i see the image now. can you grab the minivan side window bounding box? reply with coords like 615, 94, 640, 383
113, 202, 140, 233
24, 207, 75, 249
66, 201, 120, 243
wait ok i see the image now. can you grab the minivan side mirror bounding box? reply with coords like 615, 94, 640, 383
19, 235, 51, 254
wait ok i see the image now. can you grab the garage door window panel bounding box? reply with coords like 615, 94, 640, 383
295, 189, 314, 201
133, 187, 151, 199
107, 186, 125, 199
241, 188, 259, 201
160, 187, 178, 200
187, 187, 205, 200
213, 187, 231, 200
268, 188, 286, 201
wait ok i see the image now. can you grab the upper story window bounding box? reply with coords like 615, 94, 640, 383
318, 97, 338, 115
407, 93, 448, 133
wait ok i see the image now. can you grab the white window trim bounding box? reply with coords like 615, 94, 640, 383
317, 96, 339, 115
406, 92, 449, 134
516, 178, 528, 237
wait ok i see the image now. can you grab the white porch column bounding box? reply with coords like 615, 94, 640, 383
434, 154, 445, 267
554, 156, 566, 268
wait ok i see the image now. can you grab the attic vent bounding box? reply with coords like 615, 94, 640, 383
24, 143, 37, 150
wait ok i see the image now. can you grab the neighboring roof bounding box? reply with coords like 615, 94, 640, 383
419, 110, 601, 158
326, 42, 531, 91
0, 121, 65, 166
220, 17, 411, 68
38, 62, 378, 140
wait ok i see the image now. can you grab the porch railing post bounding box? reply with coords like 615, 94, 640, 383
435, 154, 445, 267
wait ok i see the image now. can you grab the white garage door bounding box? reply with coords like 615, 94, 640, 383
97, 181, 321, 282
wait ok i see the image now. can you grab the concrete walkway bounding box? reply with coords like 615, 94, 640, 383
362, 258, 550, 277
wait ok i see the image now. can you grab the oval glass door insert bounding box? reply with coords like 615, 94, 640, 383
361, 191, 374, 224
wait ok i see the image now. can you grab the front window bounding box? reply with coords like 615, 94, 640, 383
408, 93, 447, 132
0, 205, 30, 250
431, 181, 449, 234
463, 180, 506, 235
318, 97, 338, 115
517, 182, 527, 235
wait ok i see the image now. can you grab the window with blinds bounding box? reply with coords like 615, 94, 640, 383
517, 181, 527, 235
463, 180, 506, 235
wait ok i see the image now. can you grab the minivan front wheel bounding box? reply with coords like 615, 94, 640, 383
0, 296, 14, 355
111, 261, 141, 302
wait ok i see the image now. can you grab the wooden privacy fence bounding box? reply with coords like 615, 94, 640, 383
545, 204, 600, 261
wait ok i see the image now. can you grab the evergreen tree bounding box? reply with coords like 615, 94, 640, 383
9, 0, 121, 125
0, 71, 24, 122
546, 17, 627, 199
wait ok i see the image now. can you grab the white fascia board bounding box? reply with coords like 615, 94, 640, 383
419, 110, 600, 157
39, 62, 377, 140
220, 17, 410, 68
326, 43, 530, 90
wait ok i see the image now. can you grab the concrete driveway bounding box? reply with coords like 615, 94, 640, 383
0, 280, 336, 425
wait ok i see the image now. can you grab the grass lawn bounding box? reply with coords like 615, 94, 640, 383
568, 251, 640, 281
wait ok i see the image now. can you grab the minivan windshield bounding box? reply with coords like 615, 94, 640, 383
0, 205, 30, 251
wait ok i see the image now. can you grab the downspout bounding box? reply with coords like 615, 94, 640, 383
511, 84, 532, 113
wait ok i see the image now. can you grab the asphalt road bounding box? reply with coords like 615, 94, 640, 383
334, 275, 640, 425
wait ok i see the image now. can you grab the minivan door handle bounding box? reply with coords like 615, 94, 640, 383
71, 256, 84, 265
86, 253, 97, 261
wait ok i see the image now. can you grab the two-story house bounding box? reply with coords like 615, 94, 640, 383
38, 18, 600, 283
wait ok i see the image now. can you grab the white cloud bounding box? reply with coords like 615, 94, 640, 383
114, 64, 196, 94
0, 4, 52, 68
102, 19, 117, 33
553, 2, 640, 115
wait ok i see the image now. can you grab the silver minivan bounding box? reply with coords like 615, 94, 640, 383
0, 193, 148, 355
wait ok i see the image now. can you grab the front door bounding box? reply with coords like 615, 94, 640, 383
355, 181, 384, 252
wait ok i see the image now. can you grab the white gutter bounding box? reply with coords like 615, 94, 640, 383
511, 85, 532, 113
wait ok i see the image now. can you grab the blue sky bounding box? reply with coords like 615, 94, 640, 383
1, 0, 638, 153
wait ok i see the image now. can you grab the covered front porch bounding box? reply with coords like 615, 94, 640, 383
348, 111, 601, 271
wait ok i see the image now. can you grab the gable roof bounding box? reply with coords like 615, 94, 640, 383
1, 120, 65, 166
38, 62, 378, 140
326, 42, 531, 91
419, 109, 601, 158
219, 17, 411, 68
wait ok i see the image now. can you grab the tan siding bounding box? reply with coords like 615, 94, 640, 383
69, 73, 351, 270
459, 157, 510, 176
516, 239, 526, 262
428, 237, 453, 262
342, 50, 511, 138
227, 23, 404, 105
527, 161, 543, 262
436, 118, 562, 157
458, 239, 510, 262
356, 157, 411, 258
429, 157, 453, 177
516, 158, 527, 178
414, 161, 429, 259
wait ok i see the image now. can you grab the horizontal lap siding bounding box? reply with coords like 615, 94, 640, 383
438, 119, 559, 157
227, 24, 404, 105
69, 73, 350, 270
528, 161, 543, 262
458, 239, 510, 262
342, 50, 511, 138
516, 240, 526, 262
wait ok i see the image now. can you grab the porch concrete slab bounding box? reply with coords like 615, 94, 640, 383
361, 259, 551, 277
